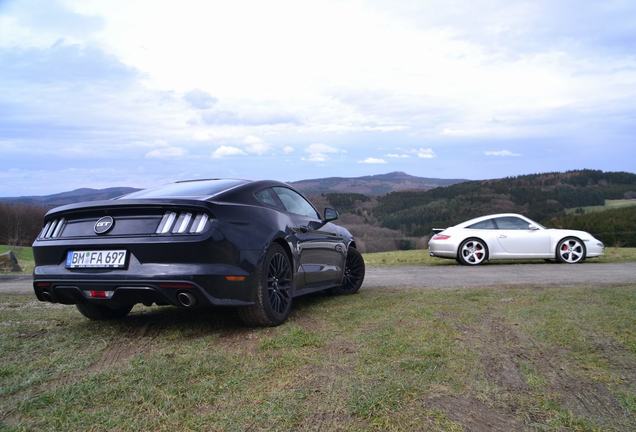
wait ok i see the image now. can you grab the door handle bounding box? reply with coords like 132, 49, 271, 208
498, 235, 507, 239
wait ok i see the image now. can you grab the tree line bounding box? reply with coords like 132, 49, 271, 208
0, 203, 47, 246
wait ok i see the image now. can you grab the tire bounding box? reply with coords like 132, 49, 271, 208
332, 247, 365, 295
238, 243, 293, 326
556, 237, 586, 264
76, 303, 133, 320
457, 238, 488, 266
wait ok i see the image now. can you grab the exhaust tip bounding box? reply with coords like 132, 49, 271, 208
176, 291, 196, 308
40, 291, 53, 302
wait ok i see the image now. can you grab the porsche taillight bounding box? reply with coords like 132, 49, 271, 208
156, 211, 210, 235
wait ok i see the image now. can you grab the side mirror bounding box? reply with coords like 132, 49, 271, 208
528, 223, 540, 230
323, 207, 339, 223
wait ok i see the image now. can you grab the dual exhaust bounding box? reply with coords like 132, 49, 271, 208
37, 284, 197, 308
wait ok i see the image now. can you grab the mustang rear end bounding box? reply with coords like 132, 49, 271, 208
32, 199, 259, 311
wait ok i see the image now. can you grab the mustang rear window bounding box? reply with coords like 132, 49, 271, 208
121, 179, 247, 199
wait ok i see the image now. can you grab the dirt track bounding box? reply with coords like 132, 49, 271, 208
2, 262, 635, 295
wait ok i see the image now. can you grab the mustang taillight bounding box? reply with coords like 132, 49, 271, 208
39, 218, 66, 239
432, 234, 451, 240
156, 211, 210, 235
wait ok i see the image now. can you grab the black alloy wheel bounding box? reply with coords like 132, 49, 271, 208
239, 243, 293, 326
333, 247, 365, 295
267, 251, 293, 314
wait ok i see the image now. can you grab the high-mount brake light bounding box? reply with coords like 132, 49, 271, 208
432, 234, 451, 240
155, 211, 210, 235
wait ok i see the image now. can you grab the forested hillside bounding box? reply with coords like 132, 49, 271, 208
372, 170, 636, 236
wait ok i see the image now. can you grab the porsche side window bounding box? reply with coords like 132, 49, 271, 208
495, 216, 530, 230
468, 219, 497, 229
272, 187, 320, 219
255, 188, 279, 208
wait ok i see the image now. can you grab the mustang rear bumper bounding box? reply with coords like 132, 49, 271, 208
33, 277, 254, 308
33, 252, 262, 307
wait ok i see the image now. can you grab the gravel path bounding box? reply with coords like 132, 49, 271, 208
363, 262, 636, 289
2, 262, 636, 295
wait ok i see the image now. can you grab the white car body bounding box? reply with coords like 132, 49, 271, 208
428, 213, 604, 264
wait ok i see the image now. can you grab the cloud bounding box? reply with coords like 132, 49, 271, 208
303, 143, 341, 162
211, 145, 247, 159
386, 153, 410, 158
416, 148, 436, 159
243, 135, 270, 155
184, 89, 217, 109
358, 157, 387, 164
282, 145, 294, 154
484, 150, 521, 157
145, 146, 186, 159
200, 110, 299, 126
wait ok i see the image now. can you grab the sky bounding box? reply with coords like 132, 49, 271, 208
1, 0, 636, 196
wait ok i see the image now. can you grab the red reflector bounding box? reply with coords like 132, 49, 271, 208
89, 290, 108, 298
225, 276, 246, 282
159, 282, 193, 289
432, 234, 451, 240
35, 282, 51, 288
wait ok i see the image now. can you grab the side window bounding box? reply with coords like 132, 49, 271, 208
254, 188, 280, 208
468, 219, 497, 229
272, 187, 320, 219
495, 216, 530, 230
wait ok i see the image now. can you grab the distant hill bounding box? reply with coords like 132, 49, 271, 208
0, 172, 464, 207
0, 187, 140, 208
291, 171, 466, 196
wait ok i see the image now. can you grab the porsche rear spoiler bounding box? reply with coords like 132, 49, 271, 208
432, 228, 446, 234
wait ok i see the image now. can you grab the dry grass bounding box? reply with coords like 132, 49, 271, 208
1, 284, 635, 431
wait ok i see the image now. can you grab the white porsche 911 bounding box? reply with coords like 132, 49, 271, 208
428, 213, 604, 265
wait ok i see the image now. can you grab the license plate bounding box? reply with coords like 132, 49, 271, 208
65, 250, 127, 268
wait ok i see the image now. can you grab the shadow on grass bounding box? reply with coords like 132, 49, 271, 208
77, 290, 338, 336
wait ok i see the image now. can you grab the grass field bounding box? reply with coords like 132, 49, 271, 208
363, 247, 636, 267
1, 285, 635, 431
566, 199, 636, 215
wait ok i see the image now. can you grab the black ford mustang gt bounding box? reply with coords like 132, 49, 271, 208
32, 179, 365, 326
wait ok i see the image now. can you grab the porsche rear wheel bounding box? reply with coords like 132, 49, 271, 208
238, 243, 293, 326
458, 238, 488, 266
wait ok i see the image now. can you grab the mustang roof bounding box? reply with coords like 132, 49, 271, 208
121, 179, 250, 199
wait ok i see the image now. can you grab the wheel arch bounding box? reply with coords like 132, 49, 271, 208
271, 237, 294, 271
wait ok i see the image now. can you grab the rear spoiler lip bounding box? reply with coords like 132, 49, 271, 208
44, 198, 213, 218
432, 228, 446, 234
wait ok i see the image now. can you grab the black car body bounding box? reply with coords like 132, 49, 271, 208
32, 179, 365, 325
